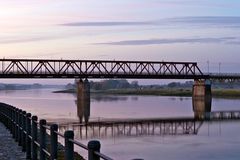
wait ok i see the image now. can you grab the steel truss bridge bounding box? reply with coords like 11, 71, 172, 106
0, 58, 239, 80
0, 59, 204, 79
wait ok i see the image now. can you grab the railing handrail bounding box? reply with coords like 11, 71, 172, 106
94, 151, 114, 160
55, 130, 65, 138
70, 139, 88, 150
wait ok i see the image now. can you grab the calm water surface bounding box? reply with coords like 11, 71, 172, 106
0, 89, 240, 160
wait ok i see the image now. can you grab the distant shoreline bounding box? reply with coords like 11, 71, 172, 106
53, 88, 240, 98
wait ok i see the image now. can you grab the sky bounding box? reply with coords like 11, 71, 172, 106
1, 0, 240, 84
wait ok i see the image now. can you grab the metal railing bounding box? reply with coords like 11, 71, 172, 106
0, 102, 114, 160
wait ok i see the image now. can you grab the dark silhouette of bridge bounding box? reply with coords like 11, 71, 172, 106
0, 58, 239, 80
0, 58, 205, 79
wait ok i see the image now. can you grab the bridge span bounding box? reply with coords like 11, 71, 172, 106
0, 58, 239, 80
0, 58, 206, 79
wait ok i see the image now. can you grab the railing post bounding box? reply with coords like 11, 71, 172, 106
32, 116, 38, 160
18, 109, 22, 145
12, 107, 16, 138
1, 104, 5, 126
7, 106, 11, 133
8, 105, 12, 131
40, 119, 47, 160
50, 124, 58, 160
4, 105, 7, 126
2, 104, 5, 125
64, 130, 74, 160
26, 113, 32, 159
88, 140, 101, 160
22, 111, 27, 152
15, 108, 19, 142
5, 105, 8, 129
0, 104, 2, 122
7, 105, 12, 132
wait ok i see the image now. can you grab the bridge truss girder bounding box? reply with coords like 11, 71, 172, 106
0, 59, 204, 79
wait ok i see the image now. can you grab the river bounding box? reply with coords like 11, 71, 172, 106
0, 88, 240, 160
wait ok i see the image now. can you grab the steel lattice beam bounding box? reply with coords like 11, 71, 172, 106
0, 59, 206, 79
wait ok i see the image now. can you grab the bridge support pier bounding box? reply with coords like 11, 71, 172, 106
192, 79, 212, 120
77, 79, 90, 123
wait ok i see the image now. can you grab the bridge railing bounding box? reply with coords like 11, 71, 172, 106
206, 73, 240, 80
0, 103, 115, 160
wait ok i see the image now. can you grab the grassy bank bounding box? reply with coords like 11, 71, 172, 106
53, 88, 240, 98
212, 89, 240, 98
53, 88, 191, 96
92, 88, 192, 96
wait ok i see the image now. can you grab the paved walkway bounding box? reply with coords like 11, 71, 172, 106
0, 123, 26, 160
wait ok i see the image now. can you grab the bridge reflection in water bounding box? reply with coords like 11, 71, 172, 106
59, 118, 202, 140
76, 79, 90, 123
59, 95, 240, 140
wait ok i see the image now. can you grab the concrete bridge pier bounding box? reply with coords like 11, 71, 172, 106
76, 79, 90, 123
192, 79, 212, 120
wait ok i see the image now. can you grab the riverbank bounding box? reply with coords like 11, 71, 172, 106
53, 88, 240, 98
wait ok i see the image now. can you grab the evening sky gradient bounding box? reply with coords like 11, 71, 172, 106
1, 0, 240, 78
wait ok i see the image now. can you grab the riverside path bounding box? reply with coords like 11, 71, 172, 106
0, 122, 25, 160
